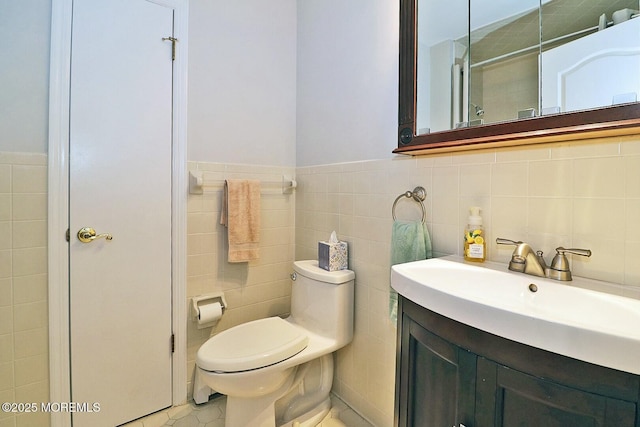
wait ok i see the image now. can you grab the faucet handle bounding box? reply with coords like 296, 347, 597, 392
496, 237, 522, 246
548, 247, 592, 281
550, 246, 591, 271
555, 247, 592, 258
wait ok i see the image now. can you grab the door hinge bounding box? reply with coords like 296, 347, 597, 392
171, 333, 175, 353
162, 36, 178, 61
66, 228, 70, 242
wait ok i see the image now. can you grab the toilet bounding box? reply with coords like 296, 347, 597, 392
193, 260, 355, 427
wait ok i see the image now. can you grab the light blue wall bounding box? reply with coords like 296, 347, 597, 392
187, 0, 297, 166
295, 0, 399, 166
3, 0, 397, 166
2, 0, 298, 167
0, 0, 51, 153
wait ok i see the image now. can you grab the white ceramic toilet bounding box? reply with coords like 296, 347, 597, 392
193, 260, 355, 427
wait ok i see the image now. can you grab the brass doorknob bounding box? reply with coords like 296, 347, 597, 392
77, 227, 113, 243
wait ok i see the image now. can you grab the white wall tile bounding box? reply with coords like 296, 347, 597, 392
0, 307, 12, 335
621, 137, 640, 155
0, 249, 11, 279
528, 198, 572, 236
573, 157, 625, 198
0, 362, 14, 391
11, 165, 47, 194
0, 279, 10, 308
7, 134, 640, 427
0, 195, 10, 221
459, 164, 491, 197
625, 156, 640, 198
12, 221, 46, 249
491, 196, 528, 236
13, 328, 47, 359
12, 194, 46, 221
13, 354, 47, 387
551, 138, 620, 159
296, 138, 640, 426
0, 334, 14, 365
13, 301, 47, 332
185, 162, 296, 398
432, 166, 459, 197
571, 236, 625, 283
0, 165, 11, 193
496, 145, 550, 162
12, 248, 47, 277
529, 160, 572, 197
492, 162, 527, 196
12, 275, 47, 305
624, 240, 640, 286
1, 153, 49, 427
0, 222, 10, 250
573, 198, 625, 241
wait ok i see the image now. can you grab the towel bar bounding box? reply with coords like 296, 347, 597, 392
189, 170, 297, 195
392, 186, 427, 223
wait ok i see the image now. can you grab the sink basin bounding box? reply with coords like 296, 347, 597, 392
391, 256, 640, 374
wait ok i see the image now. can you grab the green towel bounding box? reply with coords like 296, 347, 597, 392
389, 220, 432, 324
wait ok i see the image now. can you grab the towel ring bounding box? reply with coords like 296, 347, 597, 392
392, 186, 427, 223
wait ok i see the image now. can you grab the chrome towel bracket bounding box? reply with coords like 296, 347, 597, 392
392, 186, 427, 223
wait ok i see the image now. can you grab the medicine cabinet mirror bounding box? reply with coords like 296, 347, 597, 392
396, 0, 640, 154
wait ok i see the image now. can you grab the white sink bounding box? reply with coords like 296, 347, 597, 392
391, 256, 640, 375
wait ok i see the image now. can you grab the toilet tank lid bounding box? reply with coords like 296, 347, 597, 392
293, 260, 355, 284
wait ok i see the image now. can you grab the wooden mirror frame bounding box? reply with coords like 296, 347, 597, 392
395, 0, 640, 155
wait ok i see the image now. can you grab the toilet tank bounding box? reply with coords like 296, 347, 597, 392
291, 260, 355, 346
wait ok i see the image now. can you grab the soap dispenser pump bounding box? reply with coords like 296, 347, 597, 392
464, 206, 485, 262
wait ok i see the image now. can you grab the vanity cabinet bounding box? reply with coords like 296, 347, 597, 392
395, 296, 640, 427
396, 317, 476, 426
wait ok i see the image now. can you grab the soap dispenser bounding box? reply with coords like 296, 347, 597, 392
464, 206, 485, 262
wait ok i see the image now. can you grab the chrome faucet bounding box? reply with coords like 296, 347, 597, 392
496, 238, 592, 281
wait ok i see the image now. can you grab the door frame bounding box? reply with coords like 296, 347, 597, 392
47, 1, 188, 425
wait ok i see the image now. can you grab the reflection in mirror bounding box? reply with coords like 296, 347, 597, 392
416, 0, 542, 134
541, 0, 640, 115
416, 0, 468, 134
414, 0, 640, 137
469, 0, 540, 126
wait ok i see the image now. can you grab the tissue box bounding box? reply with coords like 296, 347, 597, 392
318, 241, 348, 271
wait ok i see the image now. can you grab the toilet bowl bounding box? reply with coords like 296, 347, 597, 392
193, 260, 355, 427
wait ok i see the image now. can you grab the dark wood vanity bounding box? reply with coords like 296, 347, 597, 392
395, 295, 640, 427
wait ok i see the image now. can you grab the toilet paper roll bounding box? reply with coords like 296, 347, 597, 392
197, 302, 222, 325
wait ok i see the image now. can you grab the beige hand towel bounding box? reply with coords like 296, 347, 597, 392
220, 179, 261, 262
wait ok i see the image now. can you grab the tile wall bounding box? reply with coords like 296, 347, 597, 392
295, 135, 640, 426
0, 152, 49, 427
185, 162, 297, 398
480, 52, 538, 124
4, 136, 640, 427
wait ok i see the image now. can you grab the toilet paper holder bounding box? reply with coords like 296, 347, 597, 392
191, 292, 227, 329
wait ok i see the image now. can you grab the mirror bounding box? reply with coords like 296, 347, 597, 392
541, 0, 640, 114
468, 0, 540, 127
398, 0, 640, 153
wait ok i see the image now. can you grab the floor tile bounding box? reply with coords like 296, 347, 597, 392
127, 393, 374, 427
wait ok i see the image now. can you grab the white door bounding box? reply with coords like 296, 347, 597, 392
69, 0, 174, 425
541, 18, 640, 113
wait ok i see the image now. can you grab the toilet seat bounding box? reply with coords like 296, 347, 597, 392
197, 317, 308, 373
